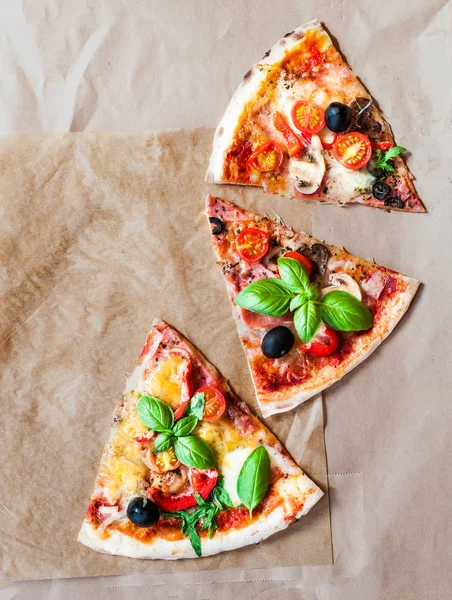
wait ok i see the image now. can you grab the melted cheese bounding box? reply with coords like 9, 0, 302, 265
220, 446, 256, 506
195, 420, 244, 463
145, 355, 186, 410
324, 155, 376, 202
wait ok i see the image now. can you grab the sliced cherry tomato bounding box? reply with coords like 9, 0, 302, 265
236, 228, 269, 263
283, 251, 313, 275
291, 101, 325, 135
302, 325, 339, 357
195, 386, 226, 422
272, 112, 302, 157
149, 443, 181, 473
371, 141, 393, 151
148, 468, 219, 511
248, 141, 283, 172
333, 132, 372, 170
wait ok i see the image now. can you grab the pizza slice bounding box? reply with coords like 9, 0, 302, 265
206, 195, 419, 417
206, 19, 425, 212
78, 319, 323, 559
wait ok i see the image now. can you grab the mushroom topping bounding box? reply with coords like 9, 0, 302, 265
321, 273, 362, 300
299, 243, 330, 275
289, 134, 325, 194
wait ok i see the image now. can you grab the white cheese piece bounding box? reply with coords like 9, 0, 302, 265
361, 270, 386, 299
324, 154, 376, 203
220, 446, 256, 506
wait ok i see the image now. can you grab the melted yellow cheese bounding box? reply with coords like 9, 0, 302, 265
145, 355, 186, 410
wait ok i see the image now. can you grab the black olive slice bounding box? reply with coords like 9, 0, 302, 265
384, 196, 404, 209
127, 497, 160, 527
372, 182, 390, 201
367, 156, 384, 178
209, 217, 224, 235
262, 326, 294, 359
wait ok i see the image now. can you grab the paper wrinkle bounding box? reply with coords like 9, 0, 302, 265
56, 24, 111, 133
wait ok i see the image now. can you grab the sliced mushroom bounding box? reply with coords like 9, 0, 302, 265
289, 134, 325, 194
321, 273, 362, 300
300, 243, 330, 275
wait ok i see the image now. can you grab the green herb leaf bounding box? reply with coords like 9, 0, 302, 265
211, 478, 234, 509
289, 293, 308, 312
294, 300, 321, 343
137, 395, 174, 432
188, 525, 202, 557
174, 436, 217, 469
237, 446, 271, 517
320, 290, 374, 331
277, 257, 310, 293
185, 392, 205, 420
234, 279, 294, 316
172, 415, 198, 437
375, 145, 407, 173
307, 283, 320, 301
152, 432, 174, 454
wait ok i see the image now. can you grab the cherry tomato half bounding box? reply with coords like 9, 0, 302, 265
149, 443, 181, 473
283, 251, 314, 275
273, 111, 302, 157
248, 141, 283, 172
302, 325, 339, 357
291, 101, 325, 135
333, 132, 372, 170
195, 386, 226, 422
236, 228, 269, 263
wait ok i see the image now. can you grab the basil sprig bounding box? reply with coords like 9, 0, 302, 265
161, 477, 233, 557
237, 446, 271, 517
184, 392, 205, 420
234, 257, 373, 343
136, 395, 216, 469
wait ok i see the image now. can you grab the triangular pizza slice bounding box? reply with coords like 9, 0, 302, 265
78, 319, 323, 559
206, 195, 419, 417
206, 19, 425, 212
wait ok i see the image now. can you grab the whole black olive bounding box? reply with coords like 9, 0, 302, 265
372, 181, 390, 201
127, 497, 160, 527
367, 155, 384, 178
209, 217, 224, 235
384, 196, 404, 209
261, 326, 294, 359
325, 102, 351, 133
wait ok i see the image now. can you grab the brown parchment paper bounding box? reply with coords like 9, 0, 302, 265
1, 0, 451, 598
0, 128, 331, 584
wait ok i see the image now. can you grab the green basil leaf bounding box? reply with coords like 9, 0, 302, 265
307, 283, 320, 301
277, 257, 310, 293
184, 392, 205, 420
289, 293, 308, 312
188, 524, 202, 557
137, 395, 174, 432
174, 436, 217, 469
234, 279, 293, 316
237, 446, 271, 517
172, 415, 198, 437
211, 481, 234, 509
152, 432, 174, 454
320, 290, 374, 331
294, 301, 321, 343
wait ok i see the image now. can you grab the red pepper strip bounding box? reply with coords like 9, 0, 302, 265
272, 111, 302, 157
147, 469, 219, 511
371, 141, 393, 151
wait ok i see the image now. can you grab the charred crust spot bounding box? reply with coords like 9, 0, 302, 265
262, 49, 271, 58
292, 31, 304, 40
218, 127, 224, 137
243, 69, 252, 81
279, 39, 287, 46
283, 31, 294, 38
